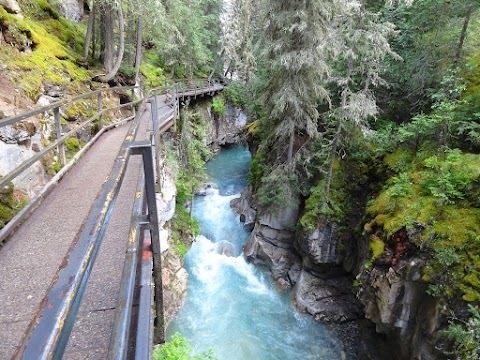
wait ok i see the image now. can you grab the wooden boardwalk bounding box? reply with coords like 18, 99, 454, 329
0, 83, 222, 358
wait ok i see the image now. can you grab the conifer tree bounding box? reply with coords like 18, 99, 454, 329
262, 1, 339, 163
323, 2, 399, 199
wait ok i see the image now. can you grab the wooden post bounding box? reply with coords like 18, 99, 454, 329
54, 107, 66, 167
131, 88, 136, 117
98, 92, 103, 129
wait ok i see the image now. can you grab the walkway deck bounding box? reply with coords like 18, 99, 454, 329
1, 100, 156, 359
0, 80, 223, 358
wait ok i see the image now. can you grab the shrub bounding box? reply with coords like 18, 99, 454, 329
64, 137, 80, 153
223, 81, 247, 107
153, 333, 217, 360
440, 305, 480, 360
211, 97, 225, 116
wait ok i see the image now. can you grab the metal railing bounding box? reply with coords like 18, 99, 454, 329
3, 79, 223, 359
0, 85, 141, 245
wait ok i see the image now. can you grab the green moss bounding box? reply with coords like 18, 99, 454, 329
384, 149, 415, 172
0, 183, 29, 229
463, 272, 480, 289
64, 137, 80, 153
0, 6, 91, 100
37, 0, 60, 19
140, 51, 167, 89
0, 204, 16, 228
51, 161, 61, 173
369, 235, 385, 259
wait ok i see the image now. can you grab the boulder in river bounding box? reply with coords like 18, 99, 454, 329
230, 186, 256, 230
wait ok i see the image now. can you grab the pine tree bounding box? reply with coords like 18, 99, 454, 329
324, 2, 399, 199
262, 1, 340, 163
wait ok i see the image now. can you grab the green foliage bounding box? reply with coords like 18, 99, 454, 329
140, 51, 167, 89
439, 305, 480, 360
387, 172, 414, 201
119, 63, 136, 79
64, 137, 80, 153
366, 148, 480, 301
256, 164, 299, 211
148, 0, 223, 77
246, 150, 265, 189
211, 96, 225, 116
223, 81, 247, 107
300, 180, 344, 232
420, 150, 474, 204
177, 109, 212, 186
377, 1, 479, 118
153, 333, 217, 360
168, 107, 211, 254
170, 179, 200, 256
299, 134, 378, 233
52, 161, 61, 173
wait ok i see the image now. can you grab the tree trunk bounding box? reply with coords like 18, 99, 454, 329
134, 16, 143, 84
324, 119, 342, 201
92, 2, 96, 59
97, 0, 125, 83
101, 4, 114, 73
127, 20, 136, 67
83, 3, 95, 60
453, 3, 474, 69
287, 131, 294, 163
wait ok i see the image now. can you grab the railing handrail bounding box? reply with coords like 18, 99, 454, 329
0, 85, 139, 129
2, 77, 224, 358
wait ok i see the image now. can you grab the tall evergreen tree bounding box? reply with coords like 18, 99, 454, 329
262, 1, 339, 163
323, 2, 399, 199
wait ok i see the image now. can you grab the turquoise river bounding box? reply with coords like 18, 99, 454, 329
167, 146, 346, 359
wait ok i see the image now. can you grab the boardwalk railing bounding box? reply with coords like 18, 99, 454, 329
1, 79, 223, 359
0, 85, 141, 245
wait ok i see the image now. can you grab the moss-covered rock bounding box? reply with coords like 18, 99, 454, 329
365, 148, 480, 302
0, 182, 28, 229
1, 2, 91, 100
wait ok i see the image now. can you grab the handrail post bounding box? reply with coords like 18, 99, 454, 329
174, 84, 178, 134
54, 107, 66, 167
97, 92, 103, 129
131, 88, 136, 117
152, 90, 159, 129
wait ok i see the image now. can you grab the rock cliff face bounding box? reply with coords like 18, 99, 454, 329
237, 187, 444, 359
57, 0, 84, 22
0, 90, 55, 197
357, 255, 444, 359
0, 0, 22, 18
242, 202, 361, 321
157, 167, 189, 325
243, 204, 302, 289
203, 102, 247, 149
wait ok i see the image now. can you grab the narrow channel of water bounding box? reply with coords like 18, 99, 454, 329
167, 146, 345, 359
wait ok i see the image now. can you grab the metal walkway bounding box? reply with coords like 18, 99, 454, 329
0, 80, 223, 359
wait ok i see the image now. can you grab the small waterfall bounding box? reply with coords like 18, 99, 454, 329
167, 146, 345, 359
